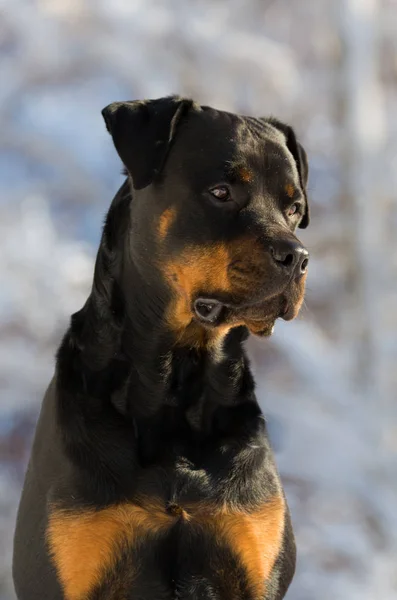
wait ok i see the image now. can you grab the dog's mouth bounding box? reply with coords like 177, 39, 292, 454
192, 281, 304, 337
193, 291, 301, 337
193, 298, 226, 324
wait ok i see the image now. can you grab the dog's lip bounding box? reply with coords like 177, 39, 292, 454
192, 298, 284, 336
192, 293, 285, 320
193, 280, 303, 327
280, 300, 297, 321
193, 293, 280, 311
245, 321, 275, 337
193, 298, 224, 323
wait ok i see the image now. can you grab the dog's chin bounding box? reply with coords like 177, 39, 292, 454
238, 299, 285, 337
229, 296, 281, 337
192, 297, 282, 338
193, 280, 306, 338
244, 319, 276, 338
242, 277, 307, 335
243, 300, 301, 337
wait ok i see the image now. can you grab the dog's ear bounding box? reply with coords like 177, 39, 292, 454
102, 96, 194, 190
268, 119, 310, 229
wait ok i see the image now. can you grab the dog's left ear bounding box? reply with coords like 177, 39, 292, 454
102, 96, 194, 190
268, 119, 310, 229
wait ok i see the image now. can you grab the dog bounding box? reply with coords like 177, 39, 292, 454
13, 96, 309, 600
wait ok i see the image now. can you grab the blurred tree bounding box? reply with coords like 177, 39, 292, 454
339, 0, 386, 402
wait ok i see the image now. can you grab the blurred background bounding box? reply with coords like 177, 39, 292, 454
0, 0, 396, 598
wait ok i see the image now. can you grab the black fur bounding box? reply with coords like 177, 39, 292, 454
13, 96, 310, 600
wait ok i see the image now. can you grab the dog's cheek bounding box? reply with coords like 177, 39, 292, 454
162, 244, 232, 309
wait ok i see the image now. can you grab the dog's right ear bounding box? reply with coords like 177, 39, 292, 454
102, 96, 194, 190
268, 118, 310, 229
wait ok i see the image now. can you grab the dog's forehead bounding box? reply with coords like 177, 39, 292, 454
171, 107, 295, 178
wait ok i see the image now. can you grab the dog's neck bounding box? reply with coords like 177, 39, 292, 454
54, 186, 261, 483
65, 268, 255, 414
56, 183, 257, 465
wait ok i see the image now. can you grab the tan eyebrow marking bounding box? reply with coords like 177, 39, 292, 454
237, 166, 254, 183
158, 207, 177, 241
285, 183, 295, 199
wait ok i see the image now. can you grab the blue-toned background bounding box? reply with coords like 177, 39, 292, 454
1, 1, 396, 598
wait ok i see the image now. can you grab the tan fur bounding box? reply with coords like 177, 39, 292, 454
48, 495, 285, 600
47, 500, 174, 600
237, 166, 253, 183
285, 183, 295, 199
164, 243, 232, 348
187, 495, 286, 598
158, 207, 177, 241
216, 496, 285, 597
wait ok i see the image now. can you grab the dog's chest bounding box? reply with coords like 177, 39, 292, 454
47, 450, 285, 600
47, 491, 285, 600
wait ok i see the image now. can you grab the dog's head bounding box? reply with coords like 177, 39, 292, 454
102, 96, 309, 346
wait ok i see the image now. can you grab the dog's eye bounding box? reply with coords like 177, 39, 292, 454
287, 203, 300, 217
209, 186, 230, 201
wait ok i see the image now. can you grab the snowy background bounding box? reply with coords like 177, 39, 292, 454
0, 1, 396, 598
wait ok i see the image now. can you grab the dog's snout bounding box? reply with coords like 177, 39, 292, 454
270, 239, 309, 276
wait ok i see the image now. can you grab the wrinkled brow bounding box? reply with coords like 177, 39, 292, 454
226, 162, 254, 184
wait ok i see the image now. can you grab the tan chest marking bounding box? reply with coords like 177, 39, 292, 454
47, 495, 285, 600
194, 495, 286, 598
46, 500, 173, 600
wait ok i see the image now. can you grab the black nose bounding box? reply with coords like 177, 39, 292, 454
270, 239, 309, 276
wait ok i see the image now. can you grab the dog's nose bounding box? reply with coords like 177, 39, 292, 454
270, 240, 309, 276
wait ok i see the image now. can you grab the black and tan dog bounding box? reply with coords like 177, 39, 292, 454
13, 96, 310, 600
